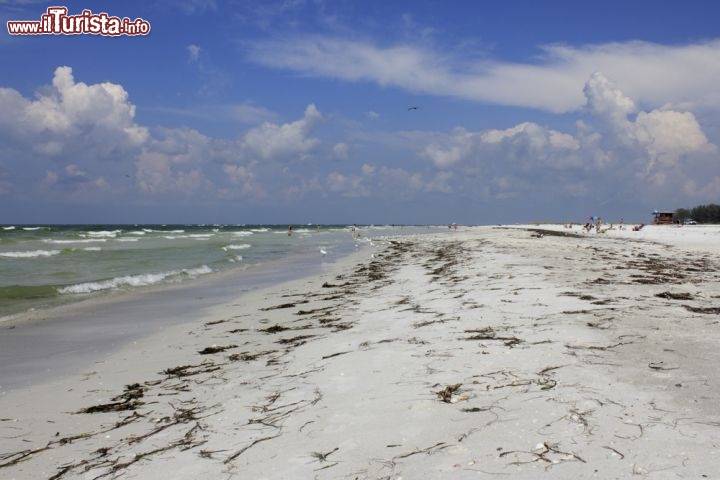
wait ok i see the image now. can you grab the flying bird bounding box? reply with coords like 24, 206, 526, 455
407, 106, 419, 111
320, 248, 327, 256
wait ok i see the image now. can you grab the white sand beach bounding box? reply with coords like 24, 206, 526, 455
1, 225, 719, 479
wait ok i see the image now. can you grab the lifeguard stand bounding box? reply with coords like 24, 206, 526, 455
652, 210, 674, 224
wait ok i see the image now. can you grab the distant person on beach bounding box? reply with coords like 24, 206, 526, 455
287, 226, 293, 237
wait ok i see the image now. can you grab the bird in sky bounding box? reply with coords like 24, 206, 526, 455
408, 106, 419, 111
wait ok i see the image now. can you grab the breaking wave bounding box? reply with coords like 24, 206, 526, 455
0, 249, 61, 258
222, 244, 251, 251
58, 266, 213, 294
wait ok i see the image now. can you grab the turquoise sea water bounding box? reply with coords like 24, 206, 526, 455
0, 224, 434, 319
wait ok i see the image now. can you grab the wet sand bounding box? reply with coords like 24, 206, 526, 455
1, 226, 719, 479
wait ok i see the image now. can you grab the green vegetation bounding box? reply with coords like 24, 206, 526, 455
674, 204, 720, 224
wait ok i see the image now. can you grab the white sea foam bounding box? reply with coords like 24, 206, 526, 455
116, 238, 140, 242
85, 230, 121, 238
127, 231, 147, 235
232, 231, 253, 237
250, 228, 269, 232
82, 247, 102, 252
184, 266, 213, 276
163, 233, 211, 240
2, 226, 15, 230
58, 265, 213, 294
0, 249, 61, 258
43, 239, 107, 244
222, 244, 251, 251
22, 227, 43, 231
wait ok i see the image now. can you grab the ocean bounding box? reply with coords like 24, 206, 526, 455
0, 224, 438, 320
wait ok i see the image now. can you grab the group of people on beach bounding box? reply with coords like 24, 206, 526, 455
567, 217, 606, 233
564, 216, 646, 234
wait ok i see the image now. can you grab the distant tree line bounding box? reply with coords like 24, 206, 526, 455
674, 204, 720, 223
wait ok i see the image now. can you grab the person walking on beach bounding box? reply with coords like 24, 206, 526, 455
287, 225, 293, 237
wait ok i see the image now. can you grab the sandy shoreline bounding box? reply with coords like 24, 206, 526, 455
1, 226, 719, 479
0, 243, 369, 391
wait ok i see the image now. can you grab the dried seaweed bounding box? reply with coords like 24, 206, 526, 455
198, 344, 237, 355
259, 300, 308, 311
228, 350, 277, 362
683, 305, 720, 314
77, 383, 146, 413
655, 291, 694, 300
163, 361, 221, 378
436, 383, 462, 403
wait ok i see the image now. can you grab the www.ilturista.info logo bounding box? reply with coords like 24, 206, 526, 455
7, 7, 150, 36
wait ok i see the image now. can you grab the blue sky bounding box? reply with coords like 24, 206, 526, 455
1, 0, 719, 224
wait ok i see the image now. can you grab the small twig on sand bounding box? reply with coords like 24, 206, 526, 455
396, 442, 450, 459
602, 445, 625, 459
500, 441, 585, 468
311, 447, 339, 462
224, 434, 282, 464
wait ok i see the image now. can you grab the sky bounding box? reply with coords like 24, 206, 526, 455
1, 0, 719, 225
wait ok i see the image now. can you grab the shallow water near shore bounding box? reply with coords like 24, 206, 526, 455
0, 224, 438, 319
0, 225, 443, 390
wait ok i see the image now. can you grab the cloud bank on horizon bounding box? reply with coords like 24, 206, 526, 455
1, 1, 719, 224
247, 37, 720, 114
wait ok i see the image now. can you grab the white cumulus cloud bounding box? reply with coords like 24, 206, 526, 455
413, 71, 716, 201
332, 142, 349, 160
242, 104, 322, 160
583, 72, 713, 179
0, 66, 148, 157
